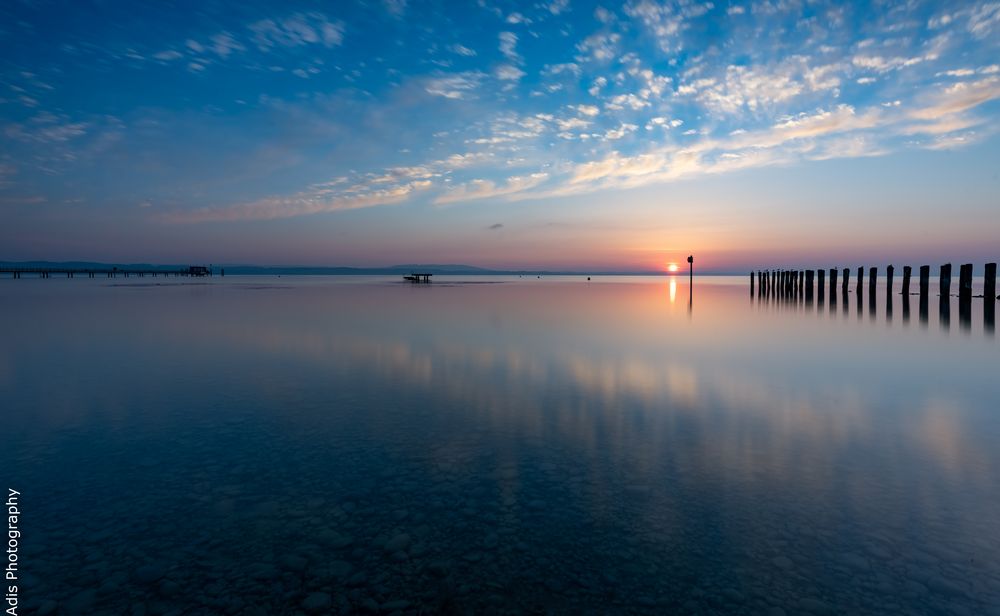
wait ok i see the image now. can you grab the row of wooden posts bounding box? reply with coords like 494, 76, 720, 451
750, 263, 998, 302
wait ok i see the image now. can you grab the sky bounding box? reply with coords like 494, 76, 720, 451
1, 0, 999, 272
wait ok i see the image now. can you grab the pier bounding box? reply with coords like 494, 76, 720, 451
2, 265, 213, 279
750, 262, 997, 334
403, 273, 433, 283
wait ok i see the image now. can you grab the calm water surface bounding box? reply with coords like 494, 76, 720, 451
2, 275, 998, 615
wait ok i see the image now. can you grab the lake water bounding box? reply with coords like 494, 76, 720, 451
2, 275, 998, 615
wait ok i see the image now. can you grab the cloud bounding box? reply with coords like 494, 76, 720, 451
907, 77, 1000, 121
487, 222, 504, 230
450, 44, 477, 57
425, 71, 486, 99
604, 123, 638, 139
167, 180, 434, 223
624, 0, 712, 52
5, 112, 89, 143
968, 3, 1000, 38
605, 93, 650, 110
499, 32, 520, 62
547, 0, 570, 15
496, 64, 526, 81
153, 50, 183, 61
210, 32, 245, 58
574, 104, 600, 116
249, 13, 345, 51
576, 32, 620, 62
435, 173, 549, 204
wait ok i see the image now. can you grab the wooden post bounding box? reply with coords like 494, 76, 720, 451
869, 267, 877, 298
841, 268, 849, 295
986, 263, 996, 335
750, 271, 755, 295
902, 266, 912, 296
805, 269, 814, 298
856, 266, 863, 295
817, 268, 825, 301
959, 263, 973, 302
829, 268, 837, 296
886, 265, 894, 297
940, 264, 952, 297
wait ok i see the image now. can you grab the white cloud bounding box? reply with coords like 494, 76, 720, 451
210, 32, 245, 58
968, 3, 1000, 38
249, 13, 345, 50
153, 50, 183, 61
435, 173, 549, 204
543, 63, 580, 76
499, 32, 520, 62
450, 44, 477, 57
588, 76, 608, 96
575, 104, 600, 116
506, 12, 532, 24
852, 54, 924, 73
496, 64, 526, 81
425, 71, 486, 99
604, 123, 638, 139
605, 93, 650, 110
576, 32, 620, 62
547, 0, 570, 15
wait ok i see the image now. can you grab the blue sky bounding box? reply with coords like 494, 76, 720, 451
1, 0, 999, 270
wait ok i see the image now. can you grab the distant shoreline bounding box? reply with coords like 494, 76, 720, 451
0, 260, 747, 276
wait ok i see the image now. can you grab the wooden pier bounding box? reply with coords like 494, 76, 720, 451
2, 265, 213, 279
750, 262, 997, 334
403, 273, 433, 283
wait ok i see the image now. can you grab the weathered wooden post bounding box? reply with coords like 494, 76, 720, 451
986, 263, 996, 335
959, 264, 973, 302
940, 264, 952, 297
940, 264, 951, 331
818, 268, 825, 304
869, 267, 877, 298
798, 270, 804, 295
901, 266, 912, 323
829, 268, 837, 296
842, 268, 849, 295
959, 264, 973, 332
886, 265, 894, 297
750, 271, 755, 296
805, 269, 814, 304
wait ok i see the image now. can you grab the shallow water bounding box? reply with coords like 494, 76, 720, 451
2, 275, 998, 615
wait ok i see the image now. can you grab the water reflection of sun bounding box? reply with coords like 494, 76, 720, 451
667, 263, 679, 273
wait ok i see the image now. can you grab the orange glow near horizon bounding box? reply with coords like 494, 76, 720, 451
667, 263, 679, 273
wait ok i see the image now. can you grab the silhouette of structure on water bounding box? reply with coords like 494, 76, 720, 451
2, 265, 214, 279
750, 262, 996, 335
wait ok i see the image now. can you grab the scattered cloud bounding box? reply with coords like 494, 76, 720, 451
425, 71, 487, 99
435, 173, 549, 204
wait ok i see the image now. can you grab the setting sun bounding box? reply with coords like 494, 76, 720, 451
667, 263, 679, 273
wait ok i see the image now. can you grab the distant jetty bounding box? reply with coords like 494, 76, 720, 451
2, 265, 215, 279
